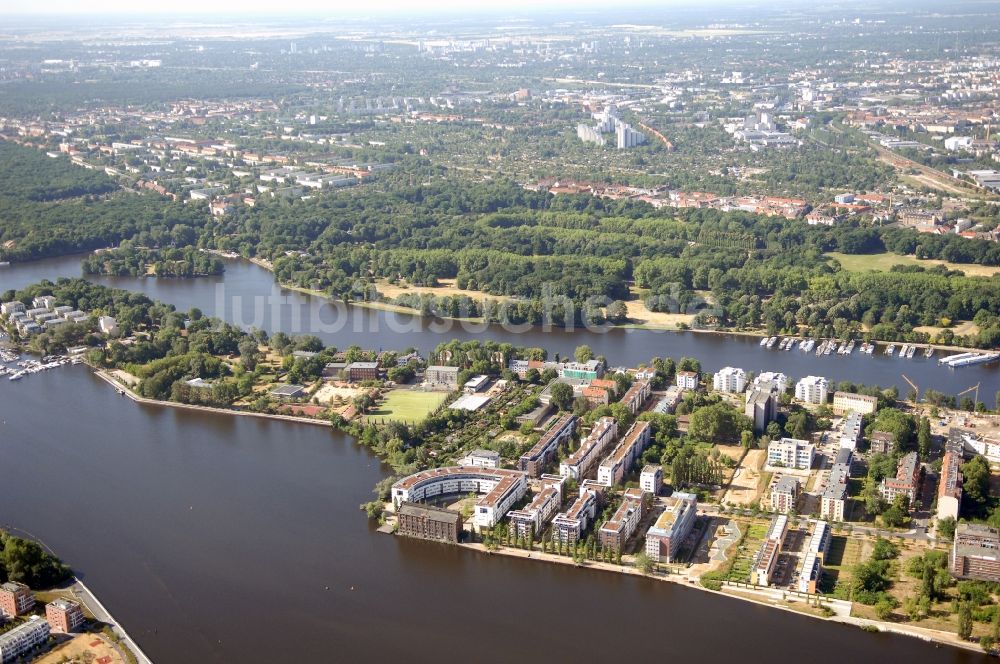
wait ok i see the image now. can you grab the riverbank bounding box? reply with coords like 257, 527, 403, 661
454, 539, 983, 655
91, 368, 333, 428
249, 259, 987, 355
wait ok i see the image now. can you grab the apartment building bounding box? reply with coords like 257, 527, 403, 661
425, 365, 459, 390
518, 414, 577, 477
597, 421, 651, 486
0, 616, 50, 663
620, 379, 652, 414
795, 375, 829, 404
712, 367, 746, 394
560, 417, 618, 480
460, 449, 500, 469
839, 412, 864, 451
552, 483, 603, 545
938, 433, 965, 522
951, 523, 1000, 582
821, 450, 852, 521
767, 437, 815, 470
644, 491, 697, 563
391, 466, 528, 529
0, 581, 34, 617
832, 391, 878, 415
770, 476, 800, 513
676, 371, 699, 390
879, 451, 921, 505
347, 361, 380, 382
869, 430, 896, 455
743, 383, 778, 433
508, 475, 565, 539
640, 465, 663, 495
598, 488, 647, 551
45, 598, 85, 634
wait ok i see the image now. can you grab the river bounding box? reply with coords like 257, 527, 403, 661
0, 255, 992, 663
3, 254, 999, 398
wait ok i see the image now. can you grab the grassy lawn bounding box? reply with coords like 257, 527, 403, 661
827, 251, 1000, 278
366, 389, 449, 424
819, 535, 863, 596
726, 521, 769, 582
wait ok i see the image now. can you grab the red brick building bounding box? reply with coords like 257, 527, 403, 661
46, 599, 85, 633
0, 581, 35, 617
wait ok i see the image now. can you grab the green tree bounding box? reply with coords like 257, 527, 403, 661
634, 551, 654, 575
574, 345, 594, 363
959, 602, 974, 640
549, 381, 575, 411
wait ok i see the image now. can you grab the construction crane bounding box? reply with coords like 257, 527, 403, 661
901, 374, 919, 402
958, 382, 981, 407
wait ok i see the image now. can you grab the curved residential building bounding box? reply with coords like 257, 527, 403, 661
391, 466, 528, 528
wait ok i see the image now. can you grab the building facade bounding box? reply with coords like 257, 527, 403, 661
644, 491, 697, 563
951, 523, 1000, 582
832, 391, 878, 415
795, 376, 829, 404
767, 437, 815, 470
45, 599, 85, 634
713, 367, 746, 394
0, 581, 34, 617
518, 414, 577, 477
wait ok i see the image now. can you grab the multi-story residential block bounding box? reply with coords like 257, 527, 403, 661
951, 523, 1000, 581
347, 361, 380, 382
639, 464, 662, 495
560, 417, 617, 480
518, 414, 577, 477
767, 437, 815, 470
552, 483, 602, 545
753, 372, 788, 394
770, 476, 800, 513
424, 365, 459, 389
879, 452, 921, 505
821, 451, 852, 521
597, 421, 650, 486
869, 430, 896, 455
954, 428, 1000, 464
753, 539, 780, 586
620, 379, 651, 414
45, 598, 85, 634
644, 491, 697, 563
712, 367, 746, 394
832, 391, 878, 415
508, 359, 605, 381
598, 488, 647, 551
460, 449, 500, 469
0, 616, 50, 662
839, 412, 864, 450
745, 387, 777, 434
795, 376, 828, 404
675, 371, 699, 390
0, 581, 34, 617
391, 466, 527, 529
508, 475, 565, 540
938, 434, 965, 522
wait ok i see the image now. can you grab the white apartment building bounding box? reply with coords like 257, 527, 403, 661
795, 375, 829, 404
767, 437, 815, 470
713, 367, 747, 393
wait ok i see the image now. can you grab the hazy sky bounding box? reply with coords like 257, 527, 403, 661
1, 0, 722, 15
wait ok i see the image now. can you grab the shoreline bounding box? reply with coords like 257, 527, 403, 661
91, 368, 333, 428
453, 540, 982, 655
242, 256, 989, 355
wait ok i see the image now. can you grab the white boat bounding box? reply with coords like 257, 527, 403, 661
906, 345, 916, 359
924, 347, 934, 359
759, 337, 768, 347
766, 336, 777, 349
887, 344, 896, 356
786, 340, 797, 351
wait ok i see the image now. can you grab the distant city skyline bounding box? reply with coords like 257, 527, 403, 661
0, 0, 820, 16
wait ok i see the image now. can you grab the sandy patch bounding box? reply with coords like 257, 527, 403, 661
314, 383, 364, 405
722, 449, 766, 506
36, 633, 127, 664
